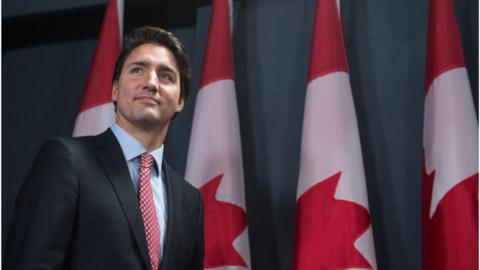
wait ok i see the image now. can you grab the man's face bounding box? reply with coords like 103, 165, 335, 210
112, 43, 184, 130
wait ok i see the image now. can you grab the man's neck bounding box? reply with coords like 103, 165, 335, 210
115, 118, 169, 152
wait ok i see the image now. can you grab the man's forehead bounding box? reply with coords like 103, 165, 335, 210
125, 43, 179, 70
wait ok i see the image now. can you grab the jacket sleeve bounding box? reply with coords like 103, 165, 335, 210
5, 138, 79, 270
190, 190, 205, 270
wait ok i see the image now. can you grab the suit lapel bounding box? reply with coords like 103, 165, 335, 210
160, 161, 183, 270
95, 130, 151, 269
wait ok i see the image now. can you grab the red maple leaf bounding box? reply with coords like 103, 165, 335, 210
422, 161, 478, 270
294, 171, 372, 269
199, 174, 248, 268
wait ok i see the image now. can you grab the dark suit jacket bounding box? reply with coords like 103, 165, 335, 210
5, 129, 204, 270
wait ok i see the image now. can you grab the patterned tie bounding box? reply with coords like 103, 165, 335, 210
138, 153, 161, 270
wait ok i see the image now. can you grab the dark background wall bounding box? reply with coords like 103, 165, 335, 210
3, 0, 478, 269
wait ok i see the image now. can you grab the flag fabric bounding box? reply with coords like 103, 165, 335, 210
422, 0, 478, 268
185, 0, 250, 269
293, 0, 377, 269
73, 0, 123, 136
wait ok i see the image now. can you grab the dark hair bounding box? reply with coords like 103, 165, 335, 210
113, 26, 191, 101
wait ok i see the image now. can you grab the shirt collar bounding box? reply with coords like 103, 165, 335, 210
111, 123, 164, 170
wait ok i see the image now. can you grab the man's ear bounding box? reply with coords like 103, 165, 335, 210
112, 82, 118, 102
176, 97, 185, 112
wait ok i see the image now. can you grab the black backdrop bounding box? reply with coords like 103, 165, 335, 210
3, 0, 478, 269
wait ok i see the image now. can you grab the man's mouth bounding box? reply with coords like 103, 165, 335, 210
135, 96, 159, 105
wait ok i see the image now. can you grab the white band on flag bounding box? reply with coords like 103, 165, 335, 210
73, 103, 115, 137
423, 67, 478, 217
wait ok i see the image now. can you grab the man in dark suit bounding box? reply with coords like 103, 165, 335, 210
5, 26, 204, 270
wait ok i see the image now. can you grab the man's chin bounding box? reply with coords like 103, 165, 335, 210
135, 115, 170, 129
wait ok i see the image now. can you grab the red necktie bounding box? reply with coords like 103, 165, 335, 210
138, 153, 161, 270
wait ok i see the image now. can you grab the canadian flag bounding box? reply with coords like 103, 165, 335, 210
293, 0, 377, 269
73, 0, 123, 136
422, 0, 478, 268
185, 0, 250, 269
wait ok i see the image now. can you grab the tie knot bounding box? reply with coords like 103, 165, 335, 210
140, 153, 155, 169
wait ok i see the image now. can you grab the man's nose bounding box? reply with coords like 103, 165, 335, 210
144, 71, 159, 92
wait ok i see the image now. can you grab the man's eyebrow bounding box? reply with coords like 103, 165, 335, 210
126, 61, 150, 68
157, 65, 177, 74
126, 61, 177, 74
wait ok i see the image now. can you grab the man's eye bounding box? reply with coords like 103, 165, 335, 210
159, 73, 174, 82
130, 67, 142, 74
